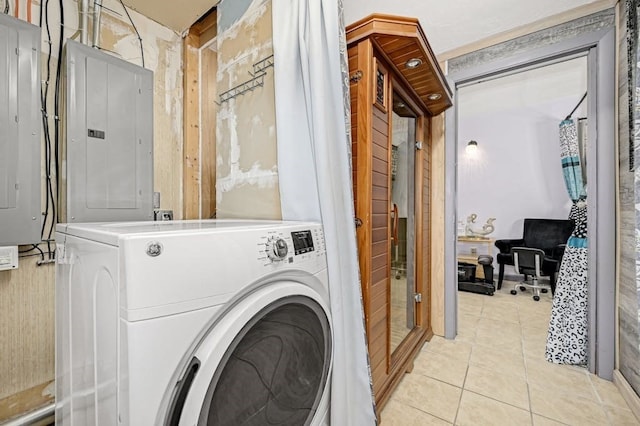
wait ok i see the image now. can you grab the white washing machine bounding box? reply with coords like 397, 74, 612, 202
55, 220, 332, 425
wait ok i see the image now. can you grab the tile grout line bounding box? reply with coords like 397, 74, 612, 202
452, 357, 471, 425
384, 285, 634, 425
519, 300, 536, 426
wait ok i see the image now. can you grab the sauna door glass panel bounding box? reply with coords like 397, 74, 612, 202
390, 92, 417, 354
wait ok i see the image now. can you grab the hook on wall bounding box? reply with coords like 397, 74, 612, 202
217, 54, 274, 104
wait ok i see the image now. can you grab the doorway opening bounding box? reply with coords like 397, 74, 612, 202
444, 21, 615, 379
455, 56, 588, 365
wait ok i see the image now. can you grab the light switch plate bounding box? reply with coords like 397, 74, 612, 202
0, 246, 18, 271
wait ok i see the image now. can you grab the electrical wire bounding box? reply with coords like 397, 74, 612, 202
39, 0, 57, 261
19, 244, 38, 254
3, 0, 9, 15
50, 0, 63, 249
34, 0, 59, 260
118, 0, 145, 67
18, 244, 45, 261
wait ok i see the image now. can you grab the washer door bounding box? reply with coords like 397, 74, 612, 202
167, 282, 332, 426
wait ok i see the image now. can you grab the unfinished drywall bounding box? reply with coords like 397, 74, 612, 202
215, 0, 281, 219
0, 0, 183, 417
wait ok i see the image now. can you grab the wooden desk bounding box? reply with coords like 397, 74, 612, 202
457, 236, 494, 279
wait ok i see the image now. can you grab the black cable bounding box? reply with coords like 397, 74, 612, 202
19, 244, 38, 254
3, 0, 9, 15
18, 245, 45, 261
40, 0, 55, 256
40, 0, 51, 240
34, 244, 45, 261
118, 0, 145, 67
51, 0, 63, 246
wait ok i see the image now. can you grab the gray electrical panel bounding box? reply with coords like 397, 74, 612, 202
61, 40, 153, 223
0, 14, 41, 245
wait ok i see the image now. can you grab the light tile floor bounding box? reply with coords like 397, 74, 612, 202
380, 282, 640, 425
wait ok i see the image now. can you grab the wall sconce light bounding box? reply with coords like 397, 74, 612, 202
466, 140, 478, 154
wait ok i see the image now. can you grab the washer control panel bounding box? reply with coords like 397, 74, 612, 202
291, 230, 314, 255
259, 226, 325, 265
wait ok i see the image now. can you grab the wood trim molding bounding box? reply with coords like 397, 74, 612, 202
346, 14, 421, 44
430, 113, 445, 336
355, 39, 374, 330
437, 0, 617, 63
200, 47, 217, 219
347, 14, 452, 114
183, 8, 217, 220
183, 30, 201, 220
613, 370, 640, 422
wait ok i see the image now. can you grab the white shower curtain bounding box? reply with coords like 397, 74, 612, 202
272, 0, 377, 424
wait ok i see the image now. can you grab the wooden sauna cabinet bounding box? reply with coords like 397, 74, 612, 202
346, 14, 452, 412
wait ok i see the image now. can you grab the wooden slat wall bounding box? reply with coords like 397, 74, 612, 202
422, 118, 432, 327
370, 104, 390, 395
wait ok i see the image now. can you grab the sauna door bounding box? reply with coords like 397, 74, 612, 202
389, 88, 420, 356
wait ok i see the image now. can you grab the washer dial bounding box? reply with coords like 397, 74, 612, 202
266, 237, 288, 261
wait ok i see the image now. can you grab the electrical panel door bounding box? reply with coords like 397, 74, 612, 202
62, 40, 153, 223
0, 14, 41, 245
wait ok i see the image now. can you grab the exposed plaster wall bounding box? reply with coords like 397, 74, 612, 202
215, 0, 281, 219
0, 0, 182, 414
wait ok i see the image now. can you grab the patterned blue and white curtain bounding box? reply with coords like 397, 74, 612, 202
546, 119, 589, 365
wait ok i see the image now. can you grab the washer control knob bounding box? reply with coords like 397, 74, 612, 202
267, 238, 288, 261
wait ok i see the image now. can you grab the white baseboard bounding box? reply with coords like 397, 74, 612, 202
613, 369, 640, 421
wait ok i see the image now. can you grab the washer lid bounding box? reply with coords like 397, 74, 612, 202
56, 219, 319, 246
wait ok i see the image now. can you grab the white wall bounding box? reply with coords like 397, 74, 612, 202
457, 57, 587, 261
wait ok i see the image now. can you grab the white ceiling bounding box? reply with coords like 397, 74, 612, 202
342, 0, 603, 55
122, 0, 220, 33
123, 0, 604, 51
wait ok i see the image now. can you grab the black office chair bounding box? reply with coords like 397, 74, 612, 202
494, 218, 573, 290
511, 247, 554, 301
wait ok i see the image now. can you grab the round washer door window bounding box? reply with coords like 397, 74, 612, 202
197, 295, 331, 426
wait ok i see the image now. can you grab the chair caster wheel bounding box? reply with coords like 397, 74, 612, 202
541, 289, 548, 293
533, 295, 540, 301
520, 286, 527, 291
510, 290, 517, 295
